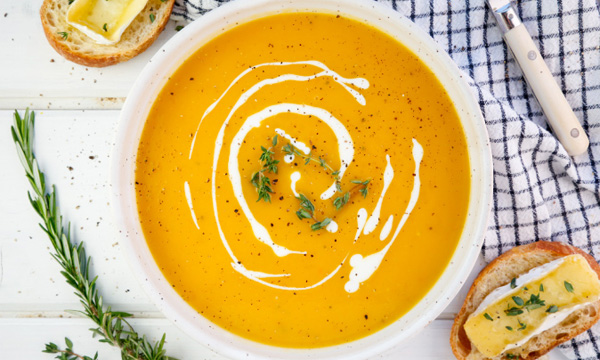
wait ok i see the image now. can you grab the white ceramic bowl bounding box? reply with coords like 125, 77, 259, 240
112, 0, 493, 359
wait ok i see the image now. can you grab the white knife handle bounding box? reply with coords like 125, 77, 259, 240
504, 24, 589, 156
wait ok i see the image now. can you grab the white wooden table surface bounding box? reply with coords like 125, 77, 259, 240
0, 1, 570, 359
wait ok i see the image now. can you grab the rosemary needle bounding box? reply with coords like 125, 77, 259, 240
11, 109, 176, 360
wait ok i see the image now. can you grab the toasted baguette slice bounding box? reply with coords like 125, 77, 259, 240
40, 0, 175, 67
451, 241, 600, 360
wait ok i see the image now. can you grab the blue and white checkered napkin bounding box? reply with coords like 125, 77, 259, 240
171, 0, 600, 358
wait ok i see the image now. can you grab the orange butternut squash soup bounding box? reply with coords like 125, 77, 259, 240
136, 12, 469, 348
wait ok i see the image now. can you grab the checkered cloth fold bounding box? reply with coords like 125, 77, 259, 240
171, 0, 600, 358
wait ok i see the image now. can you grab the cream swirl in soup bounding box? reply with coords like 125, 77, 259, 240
185, 61, 424, 293
136, 13, 470, 348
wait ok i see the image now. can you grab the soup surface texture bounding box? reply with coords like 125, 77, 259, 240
136, 12, 470, 348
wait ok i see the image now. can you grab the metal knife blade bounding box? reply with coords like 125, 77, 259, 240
485, 0, 511, 13
484, 0, 522, 33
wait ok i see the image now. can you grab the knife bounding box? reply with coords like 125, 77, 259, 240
485, 0, 589, 156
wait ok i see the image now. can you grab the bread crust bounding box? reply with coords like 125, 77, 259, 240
450, 241, 600, 360
40, 0, 175, 67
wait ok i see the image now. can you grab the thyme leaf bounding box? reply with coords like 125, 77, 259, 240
297, 194, 315, 213
564, 281, 574, 293
311, 218, 332, 231
512, 296, 524, 306
261, 140, 370, 228
296, 208, 312, 220
251, 144, 279, 202
504, 307, 524, 316
523, 293, 545, 311
333, 192, 350, 210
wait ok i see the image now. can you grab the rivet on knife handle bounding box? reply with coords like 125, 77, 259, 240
486, 0, 589, 156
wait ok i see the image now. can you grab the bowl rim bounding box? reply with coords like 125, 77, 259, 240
111, 0, 493, 359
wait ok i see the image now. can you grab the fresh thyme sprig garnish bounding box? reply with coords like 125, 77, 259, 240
332, 192, 350, 210
296, 194, 316, 221
332, 179, 370, 210
311, 217, 332, 231
295, 194, 332, 231
282, 142, 369, 209
282, 143, 336, 172
282, 142, 341, 189
252, 137, 370, 230
57, 31, 69, 40
351, 179, 371, 198
505, 292, 545, 317
11, 109, 176, 360
251, 136, 280, 202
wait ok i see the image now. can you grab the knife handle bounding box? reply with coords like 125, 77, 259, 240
503, 24, 589, 156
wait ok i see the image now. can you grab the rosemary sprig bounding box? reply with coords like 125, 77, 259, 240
43, 338, 97, 360
11, 109, 176, 360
